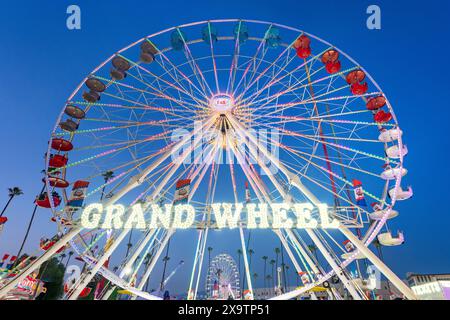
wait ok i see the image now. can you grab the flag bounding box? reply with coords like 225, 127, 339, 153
0, 217, 7, 234
67, 181, 90, 208
353, 179, 367, 207
174, 179, 191, 205
0, 254, 10, 268
6, 256, 17, 270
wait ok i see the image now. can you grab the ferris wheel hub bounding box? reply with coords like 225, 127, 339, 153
210, 94, 234, 113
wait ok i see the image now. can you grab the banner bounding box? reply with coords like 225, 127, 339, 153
352, 179, 367, 207
67, 181, 90, 208
174, 179, 191, 205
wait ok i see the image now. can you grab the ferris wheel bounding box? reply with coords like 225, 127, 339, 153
205, 254, 240, 300
0, 19, 415, 300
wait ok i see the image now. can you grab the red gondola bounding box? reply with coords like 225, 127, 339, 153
321, 49, 339, 64
51, 138, 73, 152
0, 217, 7, 225
366, 96, 387, 110
44, 176, 70, 188
325, 61, 341, 74
351, 82, 368, 95
293, 35, 311, 49
50, 216, 72, 226
374, 110, 393, 123
35, 192, 62, 208
346, 70, 366, 84
40, 236, 65, 253
49, 154, 68, 168
296, 46, 311, 59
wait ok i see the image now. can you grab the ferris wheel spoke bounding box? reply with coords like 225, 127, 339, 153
230, 23, 270, 96
233, 30, 306, 103
118, 54, 208, 108
237, 47, 331, 108
206, 23, 220, 94
99, 78, 205, 113
244, 85, 375, 123
141, 39, 211, 101
226, 23, 244, 94
175, 28, 214, 97
242, 92, 378, 120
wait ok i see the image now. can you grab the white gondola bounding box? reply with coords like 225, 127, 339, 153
341, 251, 365, 260
369, 207, 399, 220
388, 186, 413, 201
381, 166, 408, 180
377, 231, 404, 246
386, 145, 408, 159
378, 128, 403, 143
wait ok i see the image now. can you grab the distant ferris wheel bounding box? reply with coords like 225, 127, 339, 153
206, 254, 240, 300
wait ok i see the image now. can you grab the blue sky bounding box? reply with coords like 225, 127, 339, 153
0, 0, 449, 294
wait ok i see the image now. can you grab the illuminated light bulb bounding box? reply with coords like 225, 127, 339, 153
246, 203, 269, 229
292, 203, 318, 229
317, 204, 340, 228
212, 203, 242, 229
81, 203, 103, 228
172, 204, 195, 229
102, 204, 126, 229
149, 204, 173, 229
124, 203, 147, 229
271, 203, 293, 229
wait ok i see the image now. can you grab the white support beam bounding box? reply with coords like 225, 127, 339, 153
239, 226, 254, 299
131, 229, 175, 300
227, 114, 417, 300
193, 228, 209, 300
67, 230, 129, 300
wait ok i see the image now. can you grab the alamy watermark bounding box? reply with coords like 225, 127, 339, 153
367, 5, 381, 30
66, 5, 81, 30
170, 121, 280, 175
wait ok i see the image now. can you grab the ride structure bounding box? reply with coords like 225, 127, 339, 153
0, 19, 414, 300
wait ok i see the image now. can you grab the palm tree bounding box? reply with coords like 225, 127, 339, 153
160, 240, 171, 291
266, 275, 272, 295
280, 243, 287, 291
15, 182, 46, 265
1, 187, 23, 218
308, 244, 319, 262
125, 240, 133, 258
248, 249, 254, 269
143, 252, 153, 292
59, 253, 66, 264
262, 256, 268, 288
253, 272, 258, 287
274, 247, 280, 274
285, 265, 290, 289
100, 171, 115, 201
207, 247, 213, 270
270, 259, 276, 288
65, 251, 74, 269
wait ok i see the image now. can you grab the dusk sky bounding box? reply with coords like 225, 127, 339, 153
0, 0, 449, 294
